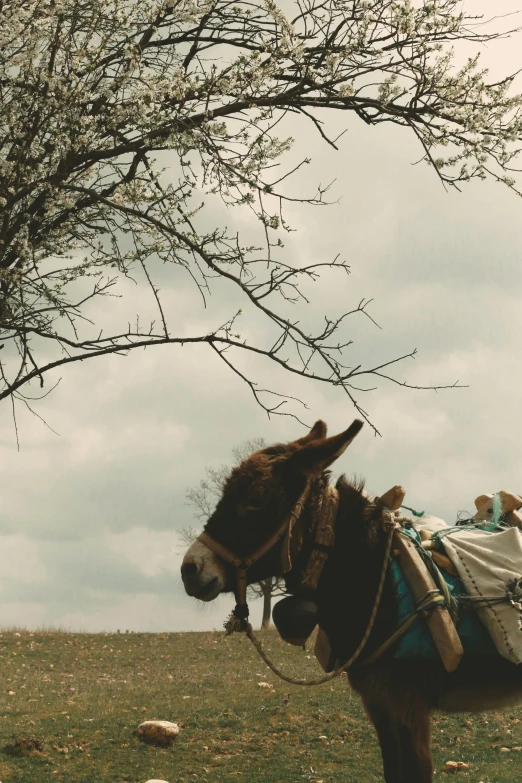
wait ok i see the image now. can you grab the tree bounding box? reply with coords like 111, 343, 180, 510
184, 437, 286, 629
2, 1, 522, 430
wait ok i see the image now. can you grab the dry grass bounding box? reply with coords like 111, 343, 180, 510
0, 629, 520, 782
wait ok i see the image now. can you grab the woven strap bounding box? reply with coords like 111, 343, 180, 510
301, 485, 339, 590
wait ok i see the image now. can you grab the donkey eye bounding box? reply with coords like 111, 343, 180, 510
237, 485, 272, 515
245, 501, 266, 511
239, 495, 270, 514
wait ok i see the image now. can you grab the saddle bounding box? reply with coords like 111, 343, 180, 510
360, 489, 522, 667
412, 491, 522, 664
314, 488, 522, 672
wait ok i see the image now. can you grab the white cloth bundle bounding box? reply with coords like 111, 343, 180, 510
442, 527, 522, 664
412, 514, 449, 535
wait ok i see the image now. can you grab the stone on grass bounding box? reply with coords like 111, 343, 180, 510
145, 779, 171, 783
443, 760, 469, 772
136, 720, 179, 746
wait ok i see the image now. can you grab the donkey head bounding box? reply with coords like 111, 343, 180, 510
181, 419, 363, 602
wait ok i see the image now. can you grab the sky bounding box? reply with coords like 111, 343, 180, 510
1, 1, 522, 632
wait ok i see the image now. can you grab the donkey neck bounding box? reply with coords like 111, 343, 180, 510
315, 477, 397, 665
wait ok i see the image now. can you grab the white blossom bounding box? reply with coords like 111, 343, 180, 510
0, 0, 521, 423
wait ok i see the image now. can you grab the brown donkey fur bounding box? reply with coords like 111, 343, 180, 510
181, 420, 522, 783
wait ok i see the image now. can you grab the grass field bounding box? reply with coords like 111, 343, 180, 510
0, 629, 521, 782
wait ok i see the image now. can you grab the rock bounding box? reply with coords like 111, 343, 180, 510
443, 760, 469, 772
145, 780, 171, 783
136, 721, 179, 746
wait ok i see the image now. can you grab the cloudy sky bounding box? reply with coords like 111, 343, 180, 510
1, 1, 522, 632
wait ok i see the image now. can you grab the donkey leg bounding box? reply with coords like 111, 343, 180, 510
362, 700, 402, 783
353, 665, 434, 783
362, 694, 433, 783
395, 703, 433, 783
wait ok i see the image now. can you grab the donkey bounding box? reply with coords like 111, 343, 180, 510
181, 419, 522, 783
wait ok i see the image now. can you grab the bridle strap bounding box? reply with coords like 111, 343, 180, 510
197, 516, 291, 572
196, 479, 313, 614
197, 531, 244, 569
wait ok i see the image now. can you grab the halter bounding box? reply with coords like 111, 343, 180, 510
196, 479, 314, 628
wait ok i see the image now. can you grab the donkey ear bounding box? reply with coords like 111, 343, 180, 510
288, 420, 363, 478
294, 419, 327, 446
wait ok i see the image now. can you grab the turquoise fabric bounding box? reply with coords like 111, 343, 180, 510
390, 529, 496, 659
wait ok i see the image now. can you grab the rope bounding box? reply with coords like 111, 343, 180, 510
458, 595, 509, 607
361, 591, 447, 666
401, 504, 425, 518
240, 523, 397, 686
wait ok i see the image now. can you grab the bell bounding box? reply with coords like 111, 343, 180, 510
272, 595, 319, 647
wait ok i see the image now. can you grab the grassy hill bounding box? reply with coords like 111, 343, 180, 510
0, 629, 521, 782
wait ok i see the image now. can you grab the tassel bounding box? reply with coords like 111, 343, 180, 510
224, 603, 250, 636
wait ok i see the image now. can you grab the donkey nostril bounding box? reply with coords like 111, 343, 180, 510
182, 561, 199, 579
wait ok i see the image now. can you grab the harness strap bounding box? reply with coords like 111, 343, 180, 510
301, 484, 339, 590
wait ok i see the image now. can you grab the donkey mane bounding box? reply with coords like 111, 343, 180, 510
316, 474, 398, 668
335, 474, 382, 545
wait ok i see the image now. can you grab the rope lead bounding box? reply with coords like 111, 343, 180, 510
227, 523, 396, 687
